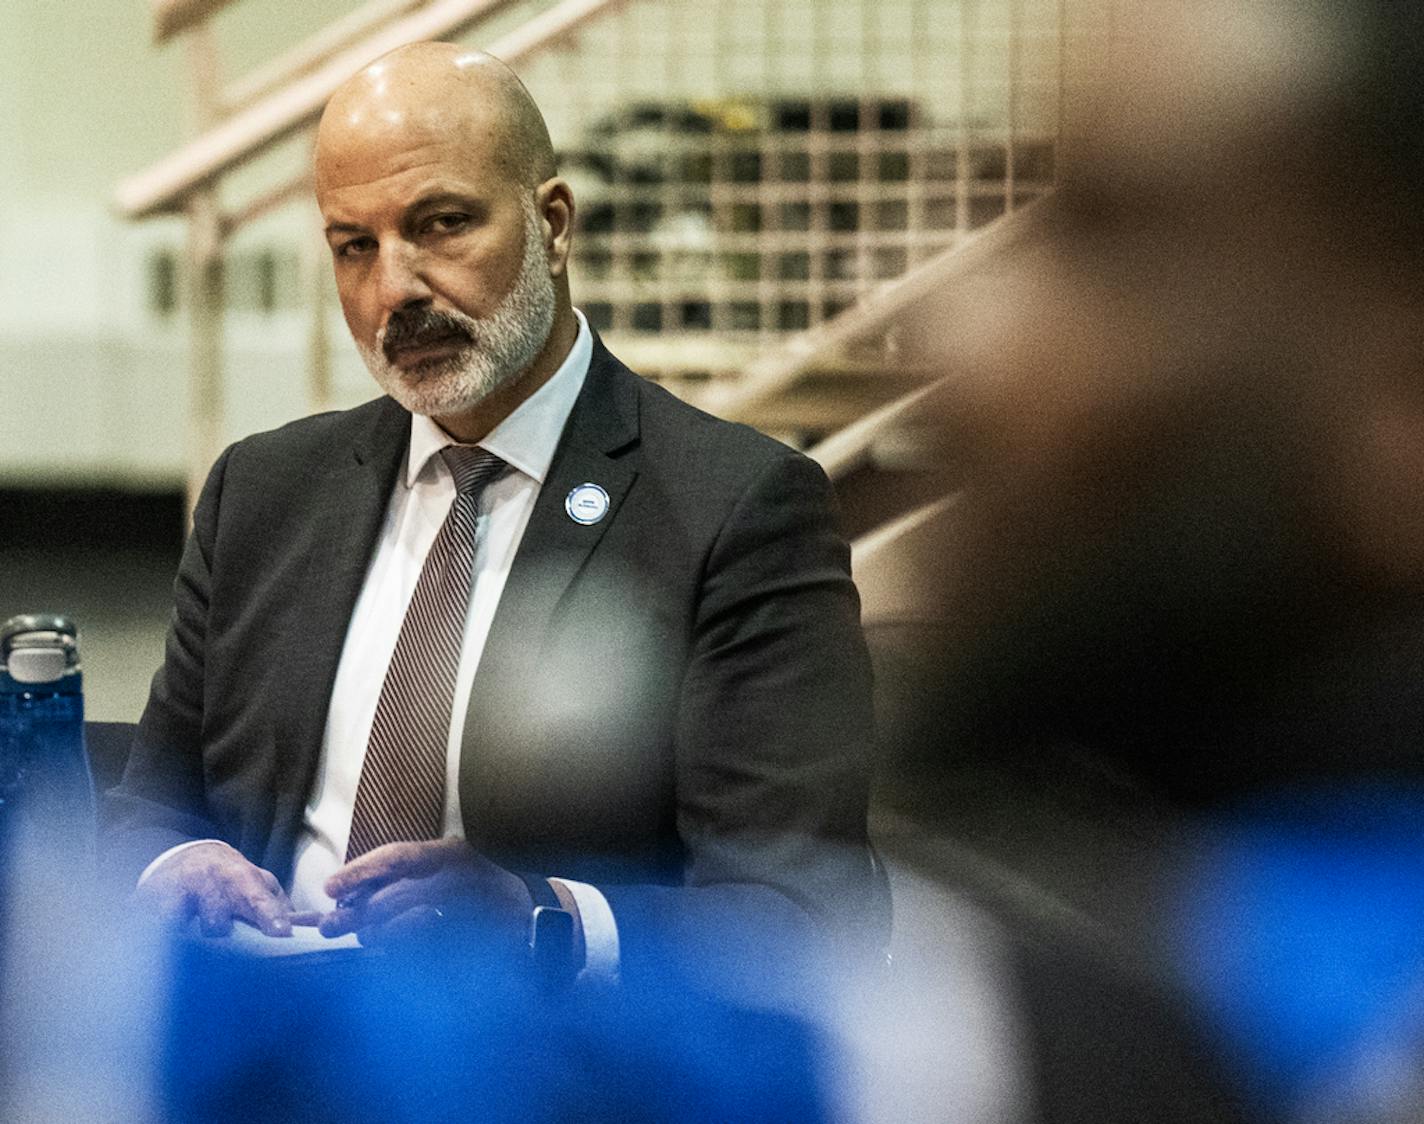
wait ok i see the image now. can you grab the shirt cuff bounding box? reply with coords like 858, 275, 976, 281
136, 838, 225, 888
549, 876, 620, 985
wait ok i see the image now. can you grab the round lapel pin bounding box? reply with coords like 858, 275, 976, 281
565, 482, 611, 525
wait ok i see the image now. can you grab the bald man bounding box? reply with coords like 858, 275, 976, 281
107, 43, 885, 989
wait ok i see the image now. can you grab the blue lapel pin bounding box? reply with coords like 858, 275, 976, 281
565, 482, 610, 525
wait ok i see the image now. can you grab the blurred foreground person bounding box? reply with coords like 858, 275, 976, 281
853, 1, 1424, 1121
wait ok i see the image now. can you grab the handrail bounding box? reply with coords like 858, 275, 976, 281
808, 380, 945, 480
798, 199, 1051, 480
222, 0, 435, 113
153, 0, 240, 44
694, 198, 1049, 428
117, 0, 626, 220
852, 493, 960, 623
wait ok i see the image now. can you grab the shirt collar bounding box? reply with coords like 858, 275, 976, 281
405, 308, 593, 489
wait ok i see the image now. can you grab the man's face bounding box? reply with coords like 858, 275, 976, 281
316, 125, 556, 417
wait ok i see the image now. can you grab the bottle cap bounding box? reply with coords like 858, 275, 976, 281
2, 615, 79, 684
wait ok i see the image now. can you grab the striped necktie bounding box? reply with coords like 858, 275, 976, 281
345, 445, 506, 861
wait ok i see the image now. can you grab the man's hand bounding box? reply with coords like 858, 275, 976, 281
319, 838, 533, 948
136, 841, 301, 937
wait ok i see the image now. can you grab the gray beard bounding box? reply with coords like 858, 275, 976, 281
357, 204, 557, 418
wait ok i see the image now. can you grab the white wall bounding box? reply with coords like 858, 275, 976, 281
0, 0, 371, 489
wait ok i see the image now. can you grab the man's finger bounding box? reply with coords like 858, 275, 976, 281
317, 904, 360, 938
224, 867, 294, 936
321, 871, 452, 942
318, 875, 422, 936
237, 899, 293, 937
351, 876, 435, 930
358, 903, 446, 948
325, 839, 456, 901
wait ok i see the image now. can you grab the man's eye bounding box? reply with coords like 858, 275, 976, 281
426, 213, 470, 234
335, 236, 376, 259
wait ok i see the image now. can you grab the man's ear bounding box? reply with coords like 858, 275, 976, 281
536, 177, 576, 278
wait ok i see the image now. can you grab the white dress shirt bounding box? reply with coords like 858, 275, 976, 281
147, 311, 619, 982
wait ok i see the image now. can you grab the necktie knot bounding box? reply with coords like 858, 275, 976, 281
440, 446, 505, 497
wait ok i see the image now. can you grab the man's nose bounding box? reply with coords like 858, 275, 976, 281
374, 242, 432, 311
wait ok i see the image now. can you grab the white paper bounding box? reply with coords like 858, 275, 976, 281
202, 921, 362, 958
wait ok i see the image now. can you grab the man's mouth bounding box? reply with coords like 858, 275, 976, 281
385, 330, 471, 369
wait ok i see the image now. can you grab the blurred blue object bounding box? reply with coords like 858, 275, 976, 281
1181, 782, 1424, 1114
159, 929, 830, 1123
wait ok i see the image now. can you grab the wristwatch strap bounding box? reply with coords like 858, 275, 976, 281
520, 872, 562, 912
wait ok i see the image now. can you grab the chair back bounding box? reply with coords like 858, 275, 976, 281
84, 721, 137, 795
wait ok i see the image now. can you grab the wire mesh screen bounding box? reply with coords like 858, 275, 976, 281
507, 0, 1068, 381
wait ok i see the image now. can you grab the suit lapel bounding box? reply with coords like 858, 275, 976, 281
458, 341, 641, 844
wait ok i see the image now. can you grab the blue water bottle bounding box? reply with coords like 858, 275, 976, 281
0, 615, 96, 861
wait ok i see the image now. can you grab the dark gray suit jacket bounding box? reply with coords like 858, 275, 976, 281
109, 339, 886, 977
